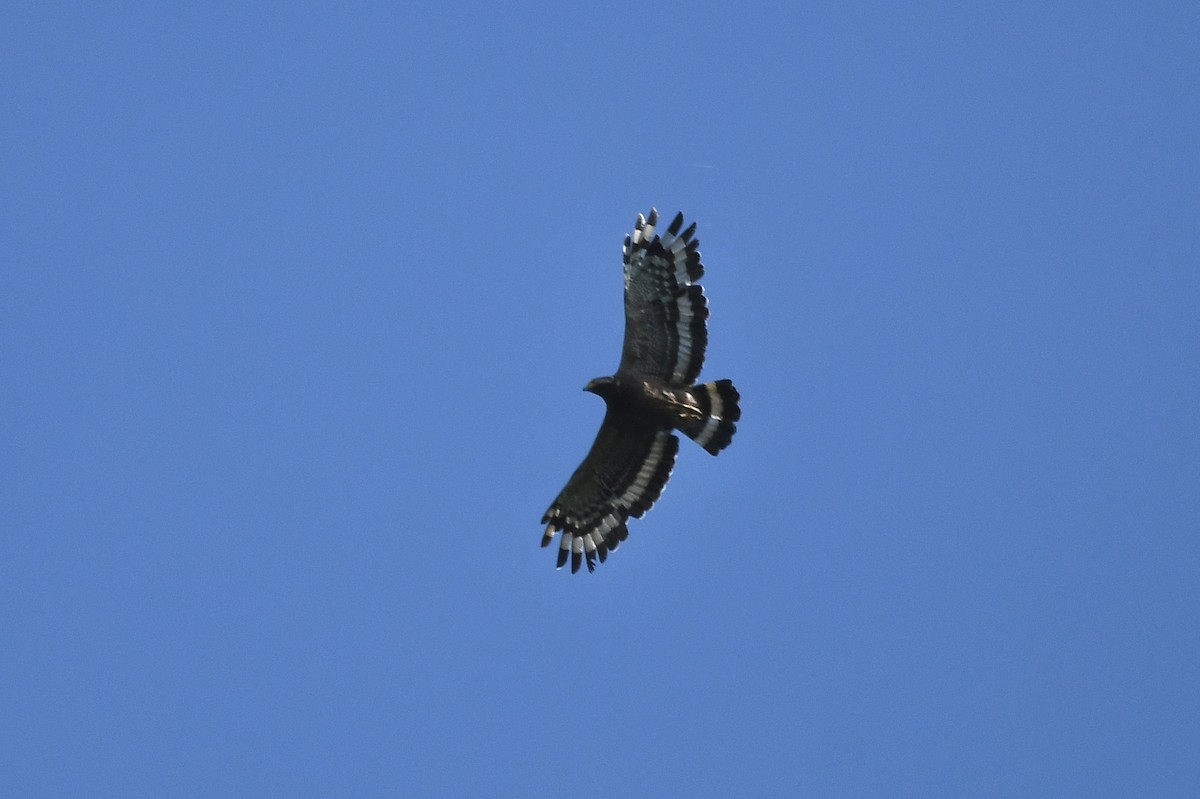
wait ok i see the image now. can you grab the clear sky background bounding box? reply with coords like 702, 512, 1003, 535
3, 2, 1198, 796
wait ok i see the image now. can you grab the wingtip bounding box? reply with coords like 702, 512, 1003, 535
667, 212, 684, 236
541, 517, 561, 547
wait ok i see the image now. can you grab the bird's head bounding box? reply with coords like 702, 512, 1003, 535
584, 376, 616, 397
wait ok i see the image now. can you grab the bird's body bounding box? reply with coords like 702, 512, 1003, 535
541, 209, 741, 572
585, 376, 688, 429
586, 375, 739, 454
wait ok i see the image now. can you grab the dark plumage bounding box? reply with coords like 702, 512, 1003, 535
540, 209, 741, 572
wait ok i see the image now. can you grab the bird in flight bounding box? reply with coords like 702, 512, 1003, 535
541, 209, 741, 572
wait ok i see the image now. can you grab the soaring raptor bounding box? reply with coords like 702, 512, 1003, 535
541, 209, 741, 572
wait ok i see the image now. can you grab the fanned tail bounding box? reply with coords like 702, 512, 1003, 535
680, 380, 741, 455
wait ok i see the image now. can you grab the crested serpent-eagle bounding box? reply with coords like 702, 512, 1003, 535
541, 209, 741, 573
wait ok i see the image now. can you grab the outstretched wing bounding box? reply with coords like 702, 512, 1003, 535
541, 414, 679, 573
618, 209, 708, 386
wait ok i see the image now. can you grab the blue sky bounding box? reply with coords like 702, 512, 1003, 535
3, 2, 1198, 796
